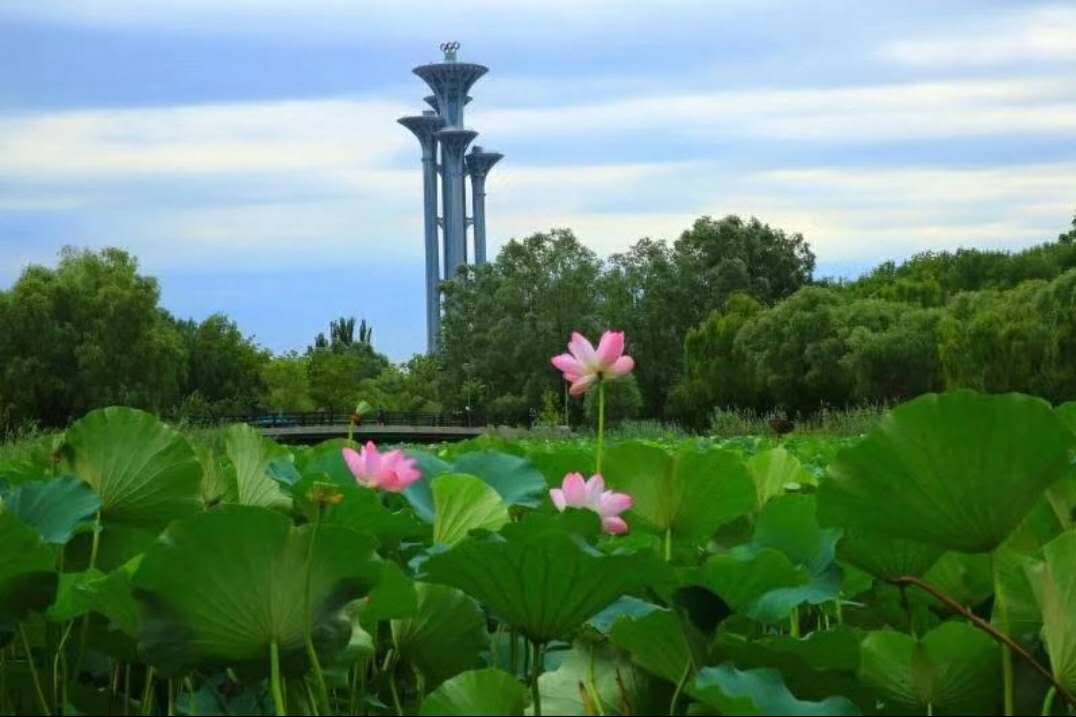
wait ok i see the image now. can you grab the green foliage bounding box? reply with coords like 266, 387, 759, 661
391, 583, 489, 686
0, 476, 100, 544
2, 389, 1075, 715
431, 473, 510, 545
603, 441, 755, 543
583, 374, 643, 425
819, 391, 1075, 553
1025, 530, 1076, 692
858, 622, 1001, 714
422, 513, 654, 643
132, 505, 382, 677
418, 668, 527, 715
177, 313, 269, 414
0, 247, 187, 428
263, 351, 315, 411
690, 663, 859, 715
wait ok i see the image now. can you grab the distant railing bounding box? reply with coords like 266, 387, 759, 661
182, 409, 535, 430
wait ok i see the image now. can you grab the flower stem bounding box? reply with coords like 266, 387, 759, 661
270, 639, 287, 716
530, 641, 545, 717
18, 624, 50, 716
585, 645, 605, 716
141, 666, 156, 716
669, 659, 691, 716
1042, 686, 1056, 715
74, 510, 103, 676
596, 380, 606, 475
304, 505, 330, 714
993, 558, 1015, 716
664, 527, 672, 562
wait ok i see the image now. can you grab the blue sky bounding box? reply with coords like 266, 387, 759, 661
2, 1, 1075, 360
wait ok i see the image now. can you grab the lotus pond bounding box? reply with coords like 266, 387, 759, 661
0, 390, 1074, 716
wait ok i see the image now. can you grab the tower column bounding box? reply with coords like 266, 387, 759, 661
438, 128, 478, 280
466, 146, 503, 266
398, 112, 445, 353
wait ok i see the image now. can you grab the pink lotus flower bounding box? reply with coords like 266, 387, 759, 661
341, 442, 422, 492
551, 331, 634, 397
549, 472, 633, 534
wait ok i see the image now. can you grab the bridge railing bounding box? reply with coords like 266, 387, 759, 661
181, 409, 534, 430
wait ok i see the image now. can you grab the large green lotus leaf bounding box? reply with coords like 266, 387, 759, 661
588, 595, 663, 635
689, 663, 860, 716
749, 566, 842, 624
608, 604, 697, 684
921, 552, 993, 610
1, 475, 101, 544
359, 561, 418, 624
0, 510, 58, 619
1025, 529, 1076, 692
296, 438, 361, 483
433, 473, 510, 545
837, 528, 944, 580
747, 446, 816, 508
221, 424, 292, 510
63, 407, 203, 532
991, 495, 1071, 642
403, 450, 457, 522
291, 473, 424, 545
819, 391, 1075, 553
1058, 402, 1076, 433
419, 668, 527, 716
858, 622, 1000, 714
422, 512, 653, 643
695, 547, 811, 621
48, 569, 104, 622
526, 445, 595, 487
132, 504, 381, 677
603, 442, 755, 541
713, 628, 874, 709
451, 451, 547, 508
535, 643, 661, 716
391, 582, 489, 686
752, 495, 839, 575
192, 441, 229, 505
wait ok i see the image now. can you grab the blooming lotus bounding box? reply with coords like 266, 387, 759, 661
549, 472, 633, 534
551, 330, 634, 397
342, 441, 422, 492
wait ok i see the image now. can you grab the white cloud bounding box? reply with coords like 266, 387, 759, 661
1, 76, 1074, 278
881, 5, 1076, 68
0, 0, 745, 41
477, 75, 1076, 143
0, 99, 412, 179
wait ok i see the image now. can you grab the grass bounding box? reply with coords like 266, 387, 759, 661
708, 404, 889, 438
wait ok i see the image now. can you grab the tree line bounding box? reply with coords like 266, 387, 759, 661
0, 248, 440, 433
2, 214, 1073, 432
437, 213, 1076, 426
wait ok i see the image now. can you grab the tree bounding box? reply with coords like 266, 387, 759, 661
305, 318, 390, 412
178, 314, 269, 414
670, 293, 764, 425
674, 215, 816, 305
584, 374, 643, 425
601, 239, 698, 417
263, 352, 313, 411
0, 247, 187, 428
439, 229, 603, 415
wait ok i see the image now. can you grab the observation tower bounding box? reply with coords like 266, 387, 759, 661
399, 43, 503, 353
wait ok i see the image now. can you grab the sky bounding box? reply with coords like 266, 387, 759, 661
1, 1, 1075, 360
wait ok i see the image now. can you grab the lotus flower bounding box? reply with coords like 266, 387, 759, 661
549, 472, 633, 534
341, 442, 422, 492
551, 331, 634, 397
